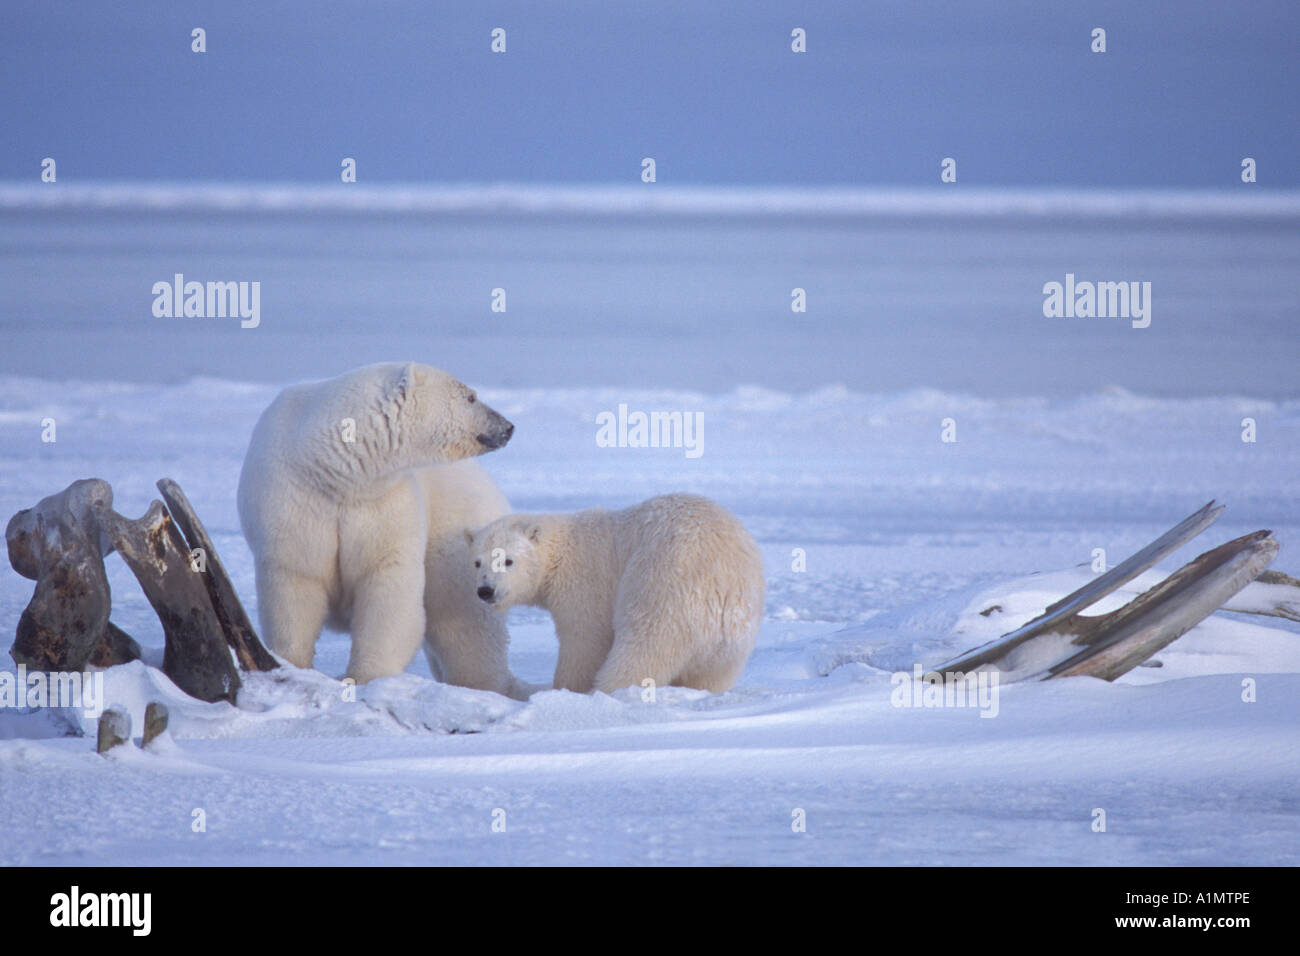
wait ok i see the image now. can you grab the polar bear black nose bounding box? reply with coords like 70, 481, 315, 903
477, 585, 495, 602
476, 413, 514, 451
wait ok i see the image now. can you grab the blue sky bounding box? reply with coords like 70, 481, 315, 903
3, 0, 1297, 187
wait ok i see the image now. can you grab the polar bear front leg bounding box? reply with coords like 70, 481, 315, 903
255, 561, 330, 669
346, 563, 427, 684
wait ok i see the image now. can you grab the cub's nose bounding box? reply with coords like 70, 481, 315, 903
477, 585, 495, 602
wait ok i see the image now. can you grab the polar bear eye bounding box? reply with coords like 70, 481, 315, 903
505, 558, 513, 567
474, 560, 481, 568
467, 393, 477, 404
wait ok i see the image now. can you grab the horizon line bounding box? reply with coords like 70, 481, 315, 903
3, 180, 1298, 220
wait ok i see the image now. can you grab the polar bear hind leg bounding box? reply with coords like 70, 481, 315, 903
593, 585, 757, 694
591, 628, 693, 695
674, 639, 753, 693
592, 590, 699, 694
346, 563, 427, 684
255, 561, 330, 669
594, 622, 751, 695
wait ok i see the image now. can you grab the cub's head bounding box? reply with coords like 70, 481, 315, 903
465, 519, 543, 609
383, 362, 514, 462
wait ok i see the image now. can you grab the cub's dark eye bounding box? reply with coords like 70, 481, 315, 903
467, 393, 477, 404
474, 560, 481, 568
505, 558, 513, 567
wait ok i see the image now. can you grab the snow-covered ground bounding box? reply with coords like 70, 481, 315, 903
2, 375, 1298, 865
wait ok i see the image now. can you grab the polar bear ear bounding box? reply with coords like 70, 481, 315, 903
390, 362, 417, 403
527, 524, 542, 543
463, 528, 475, 546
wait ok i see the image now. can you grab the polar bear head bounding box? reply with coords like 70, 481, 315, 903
330, 362, 514, 477
384, 362, 514, 461
465, 517, 544, 609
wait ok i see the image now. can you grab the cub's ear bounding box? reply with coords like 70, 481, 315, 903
527, 524, 542, 543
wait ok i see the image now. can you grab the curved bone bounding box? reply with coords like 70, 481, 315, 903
97, 500, 240, 704
156, 478, 276, 671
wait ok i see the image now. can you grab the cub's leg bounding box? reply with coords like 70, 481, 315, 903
591, 624, 694, 695
590, 567, 693, 694
674, 640, 753, 693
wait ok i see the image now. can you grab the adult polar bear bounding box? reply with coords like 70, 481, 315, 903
468, 494, 764, 694
237, 362, 529, 696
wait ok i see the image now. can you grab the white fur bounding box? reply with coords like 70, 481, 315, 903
468, 493, 765, 694
237, 362, 526, 693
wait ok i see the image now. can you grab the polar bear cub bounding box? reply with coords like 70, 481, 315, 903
238, 362, 520, 687
467, 494, 765, 694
